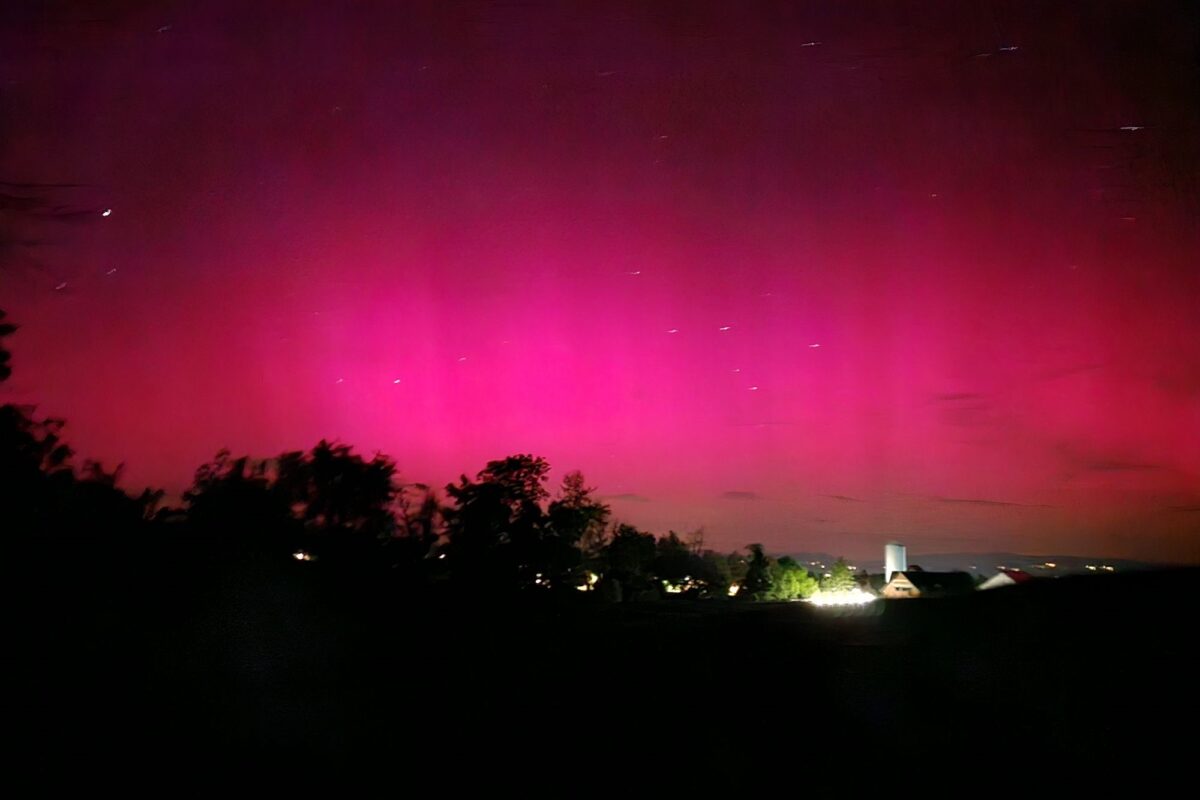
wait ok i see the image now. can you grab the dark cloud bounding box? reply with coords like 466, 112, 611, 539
601, 493, 651, 503
1032, 363, 1106, 383
1082, 460, 1163, 473
821, 494, 864, 503
1055, 443, 1169, 478
932, 392, 985, 402
721, 491, 758, 500
937, 404, 992, 427
935, 496, 1055, 508
728, 420, 797, 427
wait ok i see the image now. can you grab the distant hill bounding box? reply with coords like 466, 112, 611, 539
785, 551, 1165, 576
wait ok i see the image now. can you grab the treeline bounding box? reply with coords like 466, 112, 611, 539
1, 310, 853, 602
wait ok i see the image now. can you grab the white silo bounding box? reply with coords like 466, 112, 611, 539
884, 541, 907, 581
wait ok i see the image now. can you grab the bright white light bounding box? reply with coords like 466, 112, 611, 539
392, 378, 402, 384
748, 386, 759, 391
667, 328, 679, 334
718, 325, 732, 331
101, 208, 112, 217
728, 583, 740, 597
809, 588, 876, 607
292, 551, 313, 562
457, 356, 468, 362
808, 343, 820, 348
1119, 126, 1144, 132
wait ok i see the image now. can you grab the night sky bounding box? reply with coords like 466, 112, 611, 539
2, 1, 1198, 562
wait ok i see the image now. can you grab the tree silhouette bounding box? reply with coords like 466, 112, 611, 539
546, 470, 610, 587
654, 531, 694, 587
388, 483, 442, 574
600, 523, 657, 599
740, 544, 772, 599
185, 441, 408, 572
443, 454, 552, 588
0, 314, 152, 541
0, 310, 15, 382
184, 450, 297, 559
278, 440, 399, 569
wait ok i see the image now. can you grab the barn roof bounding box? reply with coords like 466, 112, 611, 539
897, 571, 976, 594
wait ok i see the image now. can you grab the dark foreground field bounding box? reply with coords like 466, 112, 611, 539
16, 548, 1199, 793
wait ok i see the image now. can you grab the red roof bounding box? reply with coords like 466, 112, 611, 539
1001, 569, 1033, 583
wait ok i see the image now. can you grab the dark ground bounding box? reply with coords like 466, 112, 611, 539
14, 543, 1199, 794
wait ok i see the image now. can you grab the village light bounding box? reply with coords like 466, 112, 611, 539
809, 588, 876, 607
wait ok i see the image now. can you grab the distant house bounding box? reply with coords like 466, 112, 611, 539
882, 570, 975, 599
978, 569, 1034, 591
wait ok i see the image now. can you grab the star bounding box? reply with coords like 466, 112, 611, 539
101, 208, 112, 217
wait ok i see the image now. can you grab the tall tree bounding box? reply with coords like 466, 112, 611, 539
184, 450, 295, 551
740, 543, 772, 599
602, 523, 657, 596
546, 470, 610, 586
443, 454, 551, 587
0, 310, 15, 382
285, 440, 397, 538
653, 531, 695, 587
547, 471, 610, 545
0, 315, 151, 540
769, 556, 820, 600
821, 557, 857, 593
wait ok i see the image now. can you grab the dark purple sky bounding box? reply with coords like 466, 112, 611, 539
2, 1, 1198, 561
